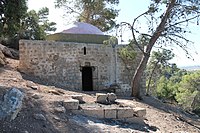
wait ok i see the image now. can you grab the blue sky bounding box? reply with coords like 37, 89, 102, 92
28, 0, 200, 67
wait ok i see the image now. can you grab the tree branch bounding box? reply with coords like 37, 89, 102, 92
131, 11, 149, 54
120, 22, 146, 55
146, 0, 176, 54
167, 33, 191, 43
63, 5, 87, 20
167, 15, 199, 28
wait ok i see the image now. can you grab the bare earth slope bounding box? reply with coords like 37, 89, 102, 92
0, 58, 200, 133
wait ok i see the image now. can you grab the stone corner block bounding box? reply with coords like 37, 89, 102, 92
71, 95, 84, 103
63, 99, 79, 110
133, 107, 146, 117
96, 93, 108, 104
107, 93, 117, 103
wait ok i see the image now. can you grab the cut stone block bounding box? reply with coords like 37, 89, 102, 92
104, 108, 117, 119
71, 95, 84, 103
96, 93, 108, 104
117, 107, 134, 119
83, 107, 104, 118
63, 99, 79, 110
133, 107, 146, 117
107, 93, 117, 103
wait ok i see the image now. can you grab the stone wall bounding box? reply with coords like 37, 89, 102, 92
19, 40, 145, 96
115, 45, 145, 96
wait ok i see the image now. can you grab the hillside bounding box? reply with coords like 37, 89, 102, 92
0, 57, 200, 133
180, 65, 200, 71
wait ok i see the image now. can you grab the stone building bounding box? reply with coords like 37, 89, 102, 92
19, 22, 145, 96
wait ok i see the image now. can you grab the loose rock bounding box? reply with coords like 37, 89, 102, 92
31, 94, 40, 99
54, 106, 66, 113
0, 88, 24, 120
33, 113, 46, 121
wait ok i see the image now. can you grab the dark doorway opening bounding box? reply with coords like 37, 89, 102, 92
82, 67, 93, 91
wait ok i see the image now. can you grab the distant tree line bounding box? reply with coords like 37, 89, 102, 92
146, 50, 200, 116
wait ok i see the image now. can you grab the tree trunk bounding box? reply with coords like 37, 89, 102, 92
131, 0, 176, 98
146, 61, 159, 96
131, 54, 149, 98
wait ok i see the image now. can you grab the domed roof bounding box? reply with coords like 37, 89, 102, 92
61, 22, 104, 35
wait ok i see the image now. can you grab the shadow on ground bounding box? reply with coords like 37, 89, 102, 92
70, 114, 159, 132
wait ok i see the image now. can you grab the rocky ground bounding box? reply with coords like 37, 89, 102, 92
0, 57, 200, 133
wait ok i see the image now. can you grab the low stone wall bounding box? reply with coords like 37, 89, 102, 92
64, 93, 146, 124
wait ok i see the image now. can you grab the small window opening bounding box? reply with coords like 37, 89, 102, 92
84, 47, 86, 55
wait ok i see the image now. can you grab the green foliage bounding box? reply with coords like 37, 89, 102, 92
155, 69, 200, 113
0, 1, 56, 49
55, 0, 119, 31
119, 0, 200, 98
0, 0, 28, 38
146, 49, 175, 95
147, 50, 200, 113
119, 46, 136, 61
20, 7, 56, 40
175, 71, 200, 110
103, 36, 118, 46
156, 76, 169, 98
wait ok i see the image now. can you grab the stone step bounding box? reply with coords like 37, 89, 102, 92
74, 104, 145, 124
63, 99, 79, 110
115, 99, 146, 117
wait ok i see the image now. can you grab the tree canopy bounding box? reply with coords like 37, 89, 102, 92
55, 0, 119, 31
121, 0, 200, 98
0, 0, 27, 38
19, 7, 56, 40
0, 1, 56, 49
146, 49, 175, 95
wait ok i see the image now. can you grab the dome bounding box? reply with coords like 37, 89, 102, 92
46, 22, 118, 44
61, 22, 104, 35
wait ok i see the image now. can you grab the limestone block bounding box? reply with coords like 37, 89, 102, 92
107, 93, 117, 103
83, 108, 104, 118
96, 93, 108, 104
104, 108, 116, 119
71, 95, 84, 103
117, 107, 134, 119
63, 99, 79, 110
133, 107, 146, 117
